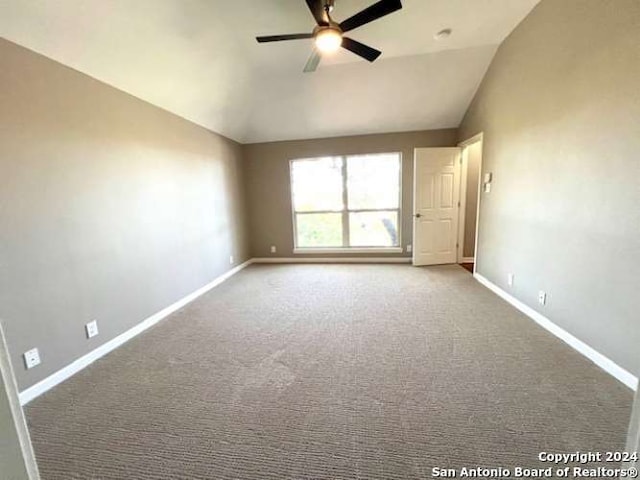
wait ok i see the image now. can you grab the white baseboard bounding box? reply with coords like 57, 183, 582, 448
19, 257, 410, 404
460, 257, 475, 263
19, 259, 252, 405
293, 248, 403, 254
474, 273, 638, 391
28, 259, 631, 407
252, 257, 412, 264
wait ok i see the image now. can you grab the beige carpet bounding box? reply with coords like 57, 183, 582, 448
26, 264, 633, 479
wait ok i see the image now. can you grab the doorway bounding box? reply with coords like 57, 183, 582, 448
457, 133, 483, 274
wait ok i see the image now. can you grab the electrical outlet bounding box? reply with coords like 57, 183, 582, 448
538, 291, 547, 306
407, 244, 412, 253
85, 320, 99, 339
270, 245, 277, 254
24, 348, 41, 369
229, 255, 234, 265
508, 273, 514, 287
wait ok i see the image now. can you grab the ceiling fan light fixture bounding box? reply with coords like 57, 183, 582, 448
315, 28, 343, 53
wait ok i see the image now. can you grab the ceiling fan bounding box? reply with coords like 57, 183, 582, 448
256, 0, 403, 73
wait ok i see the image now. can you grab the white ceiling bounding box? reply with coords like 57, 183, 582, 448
0, 0, 539, 143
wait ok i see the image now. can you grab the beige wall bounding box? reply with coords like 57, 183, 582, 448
0, 39, 250, 390
459, 0, 640, 375
244, 129, 458, 258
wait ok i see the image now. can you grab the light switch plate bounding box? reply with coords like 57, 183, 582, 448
508, 273, 514, 286
85, 320, 99, 339
484, 183, 492, 193
24, 348, 41, 369
538, 291, 547, 305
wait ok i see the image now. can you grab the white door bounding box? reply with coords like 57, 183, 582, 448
413, 147, 461, 266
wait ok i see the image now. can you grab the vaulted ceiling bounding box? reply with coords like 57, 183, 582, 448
0, 0, 539, 143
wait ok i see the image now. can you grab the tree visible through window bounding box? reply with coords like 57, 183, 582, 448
290, 153, 401, 249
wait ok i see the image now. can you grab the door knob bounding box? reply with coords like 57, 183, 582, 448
414, 213, 421, 218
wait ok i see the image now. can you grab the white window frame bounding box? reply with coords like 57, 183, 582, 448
290, 152, 403, 254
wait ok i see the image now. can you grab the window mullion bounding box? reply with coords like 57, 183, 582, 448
341, 156, 349, 248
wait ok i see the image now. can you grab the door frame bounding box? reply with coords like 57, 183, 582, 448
0, 321, 41, 479
456, 132, 484, 272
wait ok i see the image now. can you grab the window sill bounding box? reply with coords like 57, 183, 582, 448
293, 247, 403, 254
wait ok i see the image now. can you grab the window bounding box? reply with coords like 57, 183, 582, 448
290, 153, 401, 251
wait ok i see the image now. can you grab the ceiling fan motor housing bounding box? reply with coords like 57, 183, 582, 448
313, 23, 342, 37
